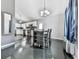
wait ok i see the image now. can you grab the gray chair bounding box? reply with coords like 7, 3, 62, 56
43, 29, 52, 48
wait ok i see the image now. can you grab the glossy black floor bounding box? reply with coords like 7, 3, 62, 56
1, 37, 72, 59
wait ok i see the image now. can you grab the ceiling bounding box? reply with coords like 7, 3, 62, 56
15, 0, 68, 21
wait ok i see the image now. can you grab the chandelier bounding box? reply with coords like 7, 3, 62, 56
40, 0, 51, 17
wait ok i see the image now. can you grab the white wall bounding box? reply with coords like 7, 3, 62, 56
38, 13, 65, 40
1, 0, 15, 34
15, 0, 68, 40
1, 0, 15, 16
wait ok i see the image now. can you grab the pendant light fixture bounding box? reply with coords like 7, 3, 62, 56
40, 0, 51, 17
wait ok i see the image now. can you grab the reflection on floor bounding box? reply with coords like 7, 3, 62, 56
1, 36, 72, 59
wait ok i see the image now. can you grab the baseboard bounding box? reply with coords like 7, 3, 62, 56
1, 42, 15, 50
51, 38, 64, 41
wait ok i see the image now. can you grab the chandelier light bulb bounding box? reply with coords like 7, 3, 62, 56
40, 10, 44, 16
40, 10, 50, 17
45, 10, 50, 15
39, 0, 51, 17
